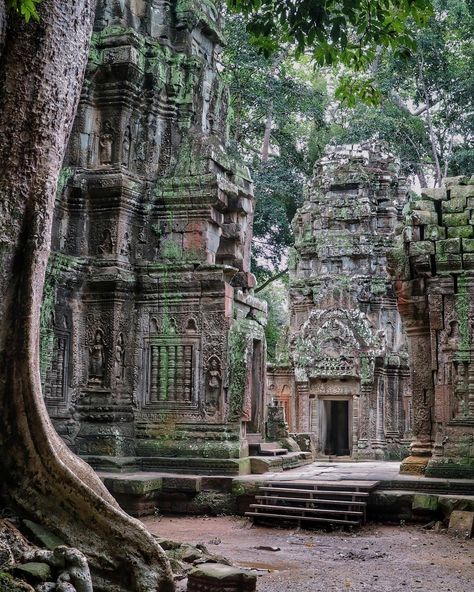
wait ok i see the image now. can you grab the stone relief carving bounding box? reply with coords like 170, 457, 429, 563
99, 120, 114, 164
88, 329, 106, 386
205, 355, 222, 414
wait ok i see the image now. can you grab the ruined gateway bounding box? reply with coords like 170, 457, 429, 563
40, 0, 269, 476
267, 141, 413, 460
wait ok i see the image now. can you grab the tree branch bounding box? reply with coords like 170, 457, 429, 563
390, 89, 436, 117
255, 268, 288, 293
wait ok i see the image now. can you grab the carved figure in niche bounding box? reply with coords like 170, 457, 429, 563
440, 320, 458, 385
120, 232, 131, 256
453, 362, 469, 418
88, 330, 106, 385
206, 355, 222, 413
98, 228, 114, 254
114, 333, 126, 383
122, 125, 131, 166
99, 120, 114, 165
386, 321, 394, 351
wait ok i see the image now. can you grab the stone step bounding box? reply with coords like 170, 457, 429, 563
249, 503, 364, 517
255, 495, 367, 506
245, 511, 361, 526
246, 479, 379, 528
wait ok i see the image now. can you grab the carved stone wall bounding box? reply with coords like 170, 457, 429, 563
40, 0, 267, 475
270, 140, 411, 459
394, 176, 474, 477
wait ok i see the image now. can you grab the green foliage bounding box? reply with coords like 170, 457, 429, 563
7, 0, 41, 22
258, 281, 289, 361
227, 0, 433, 102
224, 15, 328, 276
323, 0, 473, 183
228, 324, 247, 421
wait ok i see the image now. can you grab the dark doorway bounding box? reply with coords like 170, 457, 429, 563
324, 400, 350, 456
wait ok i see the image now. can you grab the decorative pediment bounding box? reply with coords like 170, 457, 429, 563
292, 308, 381, 378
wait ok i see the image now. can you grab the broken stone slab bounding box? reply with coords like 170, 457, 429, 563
187, 563, 257, 592
101, 475, 163, 495
448, 511, 474, 538
22, 521, 65, 551
12, 562, 52, 583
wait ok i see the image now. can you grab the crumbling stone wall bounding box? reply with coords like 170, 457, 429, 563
269, 140, 412, 459
394, 176, 474, 477
40, 0, 267, 475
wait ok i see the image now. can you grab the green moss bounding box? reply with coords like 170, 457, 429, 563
228, 324, 247, 422
0, 573, 19, 592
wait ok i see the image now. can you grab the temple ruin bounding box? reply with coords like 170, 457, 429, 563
268, 141, 412, 460
40, 0, 270, 475
394, 176, 474, 477
38, 2, 473, 480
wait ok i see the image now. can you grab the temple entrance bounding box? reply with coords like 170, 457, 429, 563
321, 399, 350, 456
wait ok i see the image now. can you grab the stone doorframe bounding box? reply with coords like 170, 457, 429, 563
308, 378, 360, 457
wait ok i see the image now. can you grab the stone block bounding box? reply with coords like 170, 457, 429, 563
436, 238, 461, 255
162, 476, 202, 493
443, 211, 469, 227
447, 225, 474, 239
436, 253, 462, 273
462, 253, 474, 270
409, 241, 434, 256
425, 225, 445, 241
461, 238, 474, 252
442, 196, 467, 213
102, 475, 163, 495
449, 184, 474, 199
412, 199, 436, 211
421, 187, 448, 201
187, 564, 257, 592
412, 494, 439, 513
443, 176, 469, 187
412, 210, 437, 226
448, 510, 474, 538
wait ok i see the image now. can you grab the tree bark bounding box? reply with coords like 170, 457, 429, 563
0, 2, 174, 591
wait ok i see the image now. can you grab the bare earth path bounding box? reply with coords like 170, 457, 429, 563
142, 515, 474, 592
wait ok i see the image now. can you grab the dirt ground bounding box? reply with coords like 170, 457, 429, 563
142, 515, 474, 592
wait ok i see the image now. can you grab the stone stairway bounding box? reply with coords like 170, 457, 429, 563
246, 480, 379, 527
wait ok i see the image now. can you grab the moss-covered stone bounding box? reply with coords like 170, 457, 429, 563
447, 225, 474, 239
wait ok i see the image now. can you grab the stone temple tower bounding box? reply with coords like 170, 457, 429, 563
40, 0, 267, 475
269, 140, 412, 459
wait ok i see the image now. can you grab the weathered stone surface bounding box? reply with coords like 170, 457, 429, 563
21, 521, 65, 551
412, 494, 439, 513
269, 140, 411, 460
394, 177, 474, 478
12, 562, 52, 582
40, 0, 267, 475
187, 563, 257, 592
448, 510, 474, 538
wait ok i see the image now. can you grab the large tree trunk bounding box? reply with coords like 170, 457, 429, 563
0, 2, 174, 591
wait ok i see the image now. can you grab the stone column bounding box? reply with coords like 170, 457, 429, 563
400, 322, 434, 473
